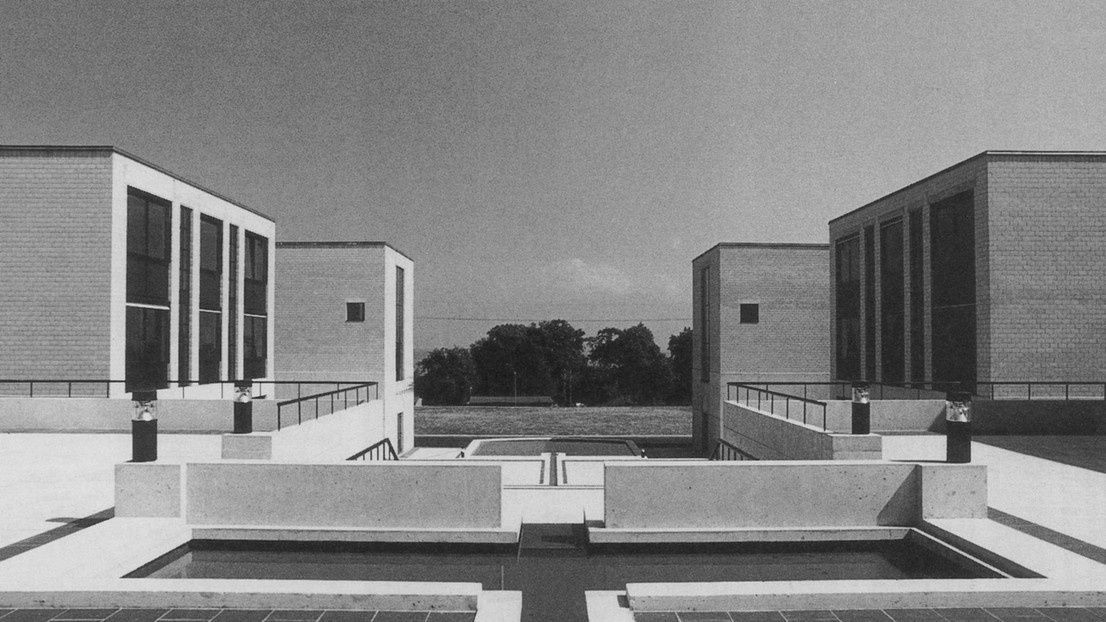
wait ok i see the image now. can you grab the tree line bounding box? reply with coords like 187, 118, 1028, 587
415, 320, 692, 406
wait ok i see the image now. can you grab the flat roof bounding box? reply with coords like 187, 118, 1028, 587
692, 242, 828, 263
276, 240, 413, 262
0, 145, 274, 222
829, 150, 1106, 225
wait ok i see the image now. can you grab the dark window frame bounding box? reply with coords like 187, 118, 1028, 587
835, 235, 862, 380
178, 206, 193, 386
347, 302, 366, 323
395, 266, 405, 381
700, 265, 711, 381
739, 303, 759, 324
126, 188, 172, 306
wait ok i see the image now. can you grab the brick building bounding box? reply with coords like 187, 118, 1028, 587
830, 151, 1106, 387
274, 242, 415, 453
0, 146, 275, 396
691, 243, 830, 452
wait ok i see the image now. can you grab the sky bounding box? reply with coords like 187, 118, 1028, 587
4, 0, 1106, 351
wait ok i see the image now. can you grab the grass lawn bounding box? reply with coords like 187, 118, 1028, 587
414, 405, 691, 436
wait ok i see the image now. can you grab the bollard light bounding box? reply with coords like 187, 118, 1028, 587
233, 379, 253, 434
131, 389, 158, 462
945, 391, 972, 463
851, 381, 871, 435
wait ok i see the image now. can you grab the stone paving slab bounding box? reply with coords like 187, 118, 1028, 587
632, 608, 1106, 622
0, 611, 474, 622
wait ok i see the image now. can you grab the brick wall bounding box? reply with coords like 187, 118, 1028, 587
716, 244, 830, 382
0, 150, 114, 378
273, 245, 388, 382
985, 155, 1106, 380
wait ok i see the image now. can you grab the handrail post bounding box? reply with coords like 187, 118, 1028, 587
29, 381, 34, 398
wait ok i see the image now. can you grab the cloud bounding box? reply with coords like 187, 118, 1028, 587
545, 258, 685, 301
550, 258, 635, 296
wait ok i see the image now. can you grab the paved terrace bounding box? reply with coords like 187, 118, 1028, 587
0, 432, 1104, 620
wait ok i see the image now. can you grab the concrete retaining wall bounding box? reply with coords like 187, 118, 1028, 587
823, 400, 946, 433
722, 402, 881, 460
0, 397, 279, 433
185, 462, 502, 528
972, 400, 1106, 434
603, 461, 986, 529
222, 401, 386, 462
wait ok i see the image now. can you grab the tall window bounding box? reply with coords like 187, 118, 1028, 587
199, 216, 222, 384
126, 189, 171, 306
700, 265, 710, 380
863, 226, 876, 381
835, 236, 861, 380
930, 191, 976, 388
880, 219, 905, 383
126, 188, 171, 391
395, 266, 405, 381
909, 209, 925, 382
243, 233, 268, 379
178, 207, 193, 386
228, 226, 239, 380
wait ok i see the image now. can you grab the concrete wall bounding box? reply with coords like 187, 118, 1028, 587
823, 399, 946, 433
603, 461, 986, 529
221, 400, 388, 462
0, 397, 277, 432
692, 244, 830, 454
972, 399, 1106, 434
721, 402, 880, 460
0, 148, 115, 378
186, 462, 502, 528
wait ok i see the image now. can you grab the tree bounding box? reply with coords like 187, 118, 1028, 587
587, 324, 672, 405
667, 327, 693, 405
414, 347, 476, 405
531, 320, 586, 405
470, 324, 551, 397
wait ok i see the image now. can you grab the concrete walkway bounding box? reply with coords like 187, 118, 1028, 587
881, 435, 1106, 553
0, 433, 220, 552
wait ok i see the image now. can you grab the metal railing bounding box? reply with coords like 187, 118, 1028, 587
975, 381, 1106, 401
709, 438, 755, 461
728, 383, 829, 430
347, 437, 399, 461
0, 379, 126, 398
726, 381, 960, 403
0, 379, 377, 401
276, 382, 378, 430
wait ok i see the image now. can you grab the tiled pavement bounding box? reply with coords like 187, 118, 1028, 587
633, 608, 1106, 622
0, 610, 475, 622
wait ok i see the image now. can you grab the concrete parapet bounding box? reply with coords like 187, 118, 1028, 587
603, 461, 987, 530
186, 462, 503, 529
114, 463, 181, 518
722, 402, 881, 460
0, 397, 279, 433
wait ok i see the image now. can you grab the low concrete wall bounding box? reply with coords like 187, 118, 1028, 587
221, 401, 387, 462
722, 402, 881, 460
0, 397, 279, 433
186, 462, 503, 529
972, 400, 1106, 434
824, 400, 946, 434
603, 461, 986, 530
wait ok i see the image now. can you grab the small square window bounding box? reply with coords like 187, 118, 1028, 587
346, 302, 365, 322
739, 303, 759, 324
